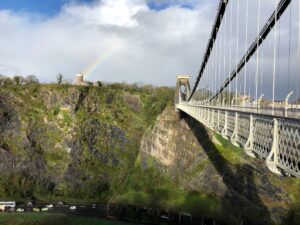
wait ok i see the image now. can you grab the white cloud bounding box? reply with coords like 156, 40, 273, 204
0, 0, 298, 100
63, 0, 147, 28
0, 0, 216, 85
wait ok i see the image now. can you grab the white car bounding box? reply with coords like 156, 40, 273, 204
41, 208, 48, 212
33, 208, 40, 212
69, 206, 76, 210
16, 208, 24, 212
46, 204, 53, 208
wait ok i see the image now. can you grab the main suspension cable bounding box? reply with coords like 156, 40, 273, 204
188, 0, 230, 101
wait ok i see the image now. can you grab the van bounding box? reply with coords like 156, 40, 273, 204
0, 202, 16, 211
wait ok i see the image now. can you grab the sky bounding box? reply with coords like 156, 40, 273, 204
0, 0, 299, 100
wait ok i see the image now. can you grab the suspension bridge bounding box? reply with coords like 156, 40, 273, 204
175, 0, 300, 178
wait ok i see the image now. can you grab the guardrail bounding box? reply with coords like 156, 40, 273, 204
177, 103, 300, 178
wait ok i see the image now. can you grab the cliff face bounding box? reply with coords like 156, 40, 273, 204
139, 106, 226, 194
0, 84, 173, 201
135, 106, 300, 225
0, 85, 299, 225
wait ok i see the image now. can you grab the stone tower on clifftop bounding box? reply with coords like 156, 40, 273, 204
74, 73, 85, 85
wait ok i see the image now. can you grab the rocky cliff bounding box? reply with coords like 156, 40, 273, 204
0, 84, 173, 201
0, 85, 299, 225
116, 106, 300, 225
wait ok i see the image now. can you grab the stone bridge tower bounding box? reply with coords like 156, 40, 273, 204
174, 75, 191, 109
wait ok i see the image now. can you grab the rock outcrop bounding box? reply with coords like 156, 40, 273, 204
138, 106, 299, 225
0, 85, 173, 200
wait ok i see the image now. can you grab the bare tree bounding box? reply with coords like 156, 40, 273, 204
57, 73, 63, 85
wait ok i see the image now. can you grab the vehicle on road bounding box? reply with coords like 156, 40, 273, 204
70, 206, 76, 210
46, 204, 53, 208
0, 202, 16, 212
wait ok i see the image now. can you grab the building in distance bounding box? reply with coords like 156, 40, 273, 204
74, 73, 86, 85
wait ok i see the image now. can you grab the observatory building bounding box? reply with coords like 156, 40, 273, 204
74, 73, 86, 85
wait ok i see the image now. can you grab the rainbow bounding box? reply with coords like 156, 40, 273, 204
83, 45, 118, 78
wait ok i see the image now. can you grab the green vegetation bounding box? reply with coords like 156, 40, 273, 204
0, 83, 174, 202
213, 133, 244, 165
1, 83, 299, 225
113, 158, 222, 218
213, 133, 300, 206
0, 213, 133, 225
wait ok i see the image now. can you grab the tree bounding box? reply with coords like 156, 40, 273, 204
13, 76, 24, 85
25, 75, 39, 84
96, 81, 102, 87
0, 77, 14, 86
0, 75, 5, 86
57, 73, 63, 85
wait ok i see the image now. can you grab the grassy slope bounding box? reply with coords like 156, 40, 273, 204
213, 133, 300, 206
0, 213, 134, 225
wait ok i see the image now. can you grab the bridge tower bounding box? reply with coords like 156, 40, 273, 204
174, 75, 191, 110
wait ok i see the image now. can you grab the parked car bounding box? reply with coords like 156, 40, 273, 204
16, 208, 24, 212
33, 208, 40, 212
69, 206, 76, 210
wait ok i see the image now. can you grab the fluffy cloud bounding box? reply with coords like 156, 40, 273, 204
63, 0, 147, 28
0, 0, 299, 101
0, 0, 216, 85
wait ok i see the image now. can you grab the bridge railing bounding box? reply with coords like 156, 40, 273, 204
187, 101, 300, 119
176, 103, 300, 178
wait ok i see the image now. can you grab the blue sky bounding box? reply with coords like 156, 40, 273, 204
0, 0, 195, 16
147, 1, 194, 11
0, 0, 93, 16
